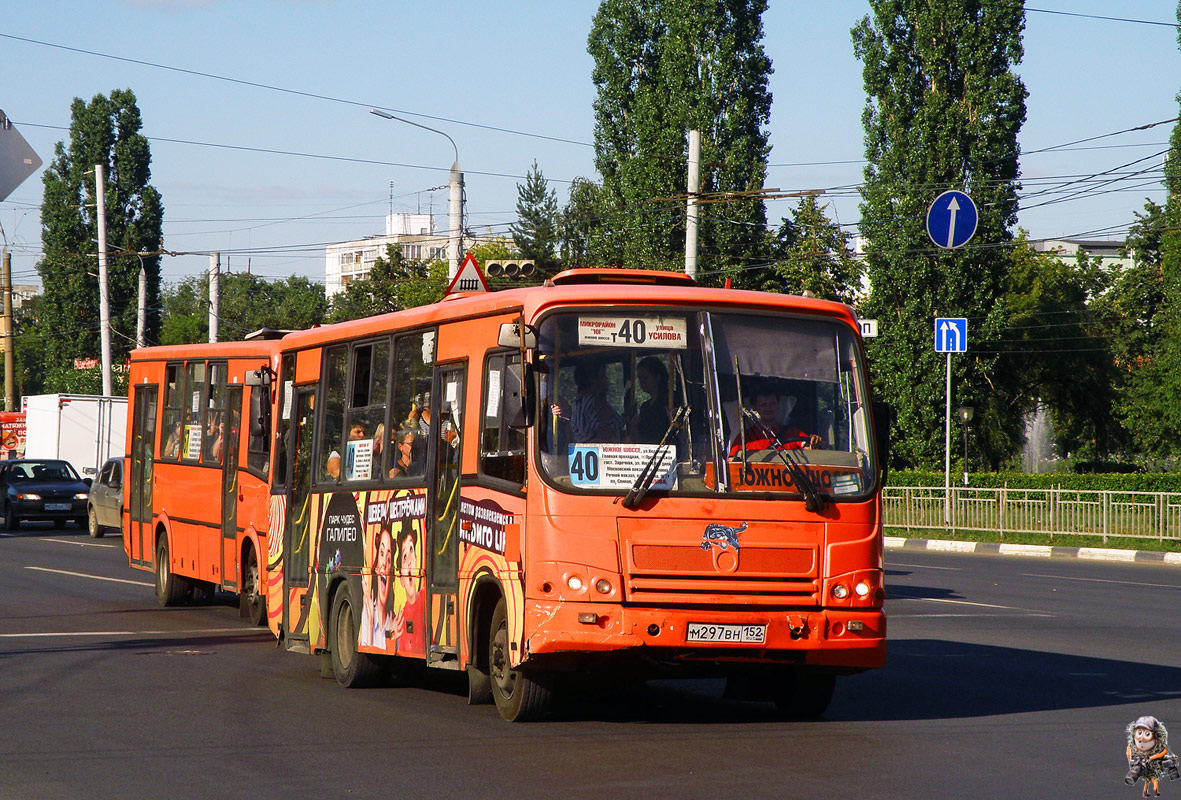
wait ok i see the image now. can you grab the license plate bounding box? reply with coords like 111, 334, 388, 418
44, 503, 71, 511
686, 623, 766, 644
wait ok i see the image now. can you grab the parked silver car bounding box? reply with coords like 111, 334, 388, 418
87, 457, 123, 538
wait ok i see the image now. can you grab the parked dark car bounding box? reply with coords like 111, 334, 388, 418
87, 457, 123, 538
0, 459, 90, 530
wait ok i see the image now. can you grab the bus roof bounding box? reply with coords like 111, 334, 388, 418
280, 271, 860, 352
130, 338, 281, 362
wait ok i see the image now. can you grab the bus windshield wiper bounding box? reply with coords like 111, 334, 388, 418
622, 405, 688, 510
739, 407, 823, 513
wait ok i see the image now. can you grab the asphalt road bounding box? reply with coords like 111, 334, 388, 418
0, 524, 1176, 799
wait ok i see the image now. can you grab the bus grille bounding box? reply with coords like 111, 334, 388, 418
625, 543, 819, 606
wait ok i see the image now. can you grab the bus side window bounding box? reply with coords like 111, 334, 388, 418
342, 339, 390, 482
273, 356, 295, 488
182, 361, 207, 462
318, 346, 347, 483
389, 331, 433, 480
161, 363, 183, 460
247, 380, 271, 477
480, 352, 525, 485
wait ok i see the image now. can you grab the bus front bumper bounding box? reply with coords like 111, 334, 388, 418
523, 601, 885, 671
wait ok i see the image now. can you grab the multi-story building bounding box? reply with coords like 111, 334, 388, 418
325, 214, 447, 297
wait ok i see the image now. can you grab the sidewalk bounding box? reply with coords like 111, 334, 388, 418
884, 536, 1181, 565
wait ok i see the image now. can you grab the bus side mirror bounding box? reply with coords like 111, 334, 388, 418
873, 401, 892, 485
250, 383, 272, 440
498, 321, 537, 350
245, 368, 272, 387
504, 362, 534, 429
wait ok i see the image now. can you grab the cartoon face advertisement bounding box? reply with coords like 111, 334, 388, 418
357, 489, 427, 657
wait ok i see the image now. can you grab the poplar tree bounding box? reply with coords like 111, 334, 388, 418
587, 0, 772, 281
37, 89, 163, 390
853, 1, 1027, 468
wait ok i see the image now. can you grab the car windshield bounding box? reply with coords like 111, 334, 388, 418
9, 462, 80, 481
535, 309, 876, 501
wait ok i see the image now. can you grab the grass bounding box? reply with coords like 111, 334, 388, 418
884, 526, 1181, 554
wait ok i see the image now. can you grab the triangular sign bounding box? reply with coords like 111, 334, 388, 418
444, 252, 491, 296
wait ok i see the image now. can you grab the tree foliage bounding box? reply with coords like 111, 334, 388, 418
764, 196, 863, 304
511, 161, 560, 267
326, 244, 445, 324
36, 89, 163, 390
853, 1, 1027, 469
587, 0, 772, 280
160, 273, 327, 345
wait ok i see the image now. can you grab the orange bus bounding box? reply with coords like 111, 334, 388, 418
124, 269, 889, 721
123, 338, 280, 624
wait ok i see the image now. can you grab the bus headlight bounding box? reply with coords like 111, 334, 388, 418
831, 583, 849, 600
854, 581, 871, 597
594, 578, 612, 595
566, 575, 584, 592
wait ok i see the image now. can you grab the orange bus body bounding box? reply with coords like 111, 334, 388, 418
124, 271, 886, 720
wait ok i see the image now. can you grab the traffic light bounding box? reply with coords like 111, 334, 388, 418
484, 259, 536, 278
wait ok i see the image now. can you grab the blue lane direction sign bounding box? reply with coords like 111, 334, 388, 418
934, 317, 967, 353
926, 190, 978, 250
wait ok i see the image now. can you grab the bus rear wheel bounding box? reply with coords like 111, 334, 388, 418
155, 538, 189, 607
489, 598, 552, 722
329, 585, 381, 688
240, 545, 266, 626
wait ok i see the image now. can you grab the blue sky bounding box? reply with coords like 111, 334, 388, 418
0, 1, 1177, 288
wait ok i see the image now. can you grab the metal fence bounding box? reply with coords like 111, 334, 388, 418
883, 485, 1181, 542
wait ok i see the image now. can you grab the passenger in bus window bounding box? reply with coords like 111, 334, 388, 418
359, 522, 394, 648
390, 522, 423, 654
631, 357, 670, 444
164, 420, 182, 459
729, 390, 823, 457
348, 422, 368, 441
571, 361, 625, 443
389, 430, 417, 478
325, 450, 341, 480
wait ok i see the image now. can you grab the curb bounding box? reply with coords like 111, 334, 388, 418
884, 536, 1181, 565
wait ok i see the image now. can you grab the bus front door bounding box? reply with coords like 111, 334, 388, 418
282, 389, 316, 651
127, 384, 157, 567
220, 386, 242, 591
426, 366, 463, 664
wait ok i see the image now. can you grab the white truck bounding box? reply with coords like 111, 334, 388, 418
22, 394, 126, 477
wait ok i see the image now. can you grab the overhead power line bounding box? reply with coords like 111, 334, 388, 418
1026, 8, 1181, 29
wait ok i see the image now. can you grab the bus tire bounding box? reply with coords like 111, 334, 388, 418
329, 584, 381, 688
772, 670, 836, 719
240, 544, 266, 626
489, 597, 552, 722
155, 537, 189, 607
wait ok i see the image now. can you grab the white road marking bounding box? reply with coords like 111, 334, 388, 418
25, 566, 151, 587
888, 562, 962, 571
895, 596, 1028, 610
0, 628, 253, 639
1021, 572, 1181, 590
45, 537, 118, 548
890, 612, 1054, 618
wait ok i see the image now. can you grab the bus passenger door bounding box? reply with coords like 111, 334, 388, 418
220, 386, 242, 591
127, 384, 157, 567
426, 365, 463, 663
282, 389, 316, 650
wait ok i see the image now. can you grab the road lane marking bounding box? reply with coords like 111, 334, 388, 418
0, 628, 255, 639
890, 612, 1053, 618
1021, 572, 1181, 590
45, 537, 119, 548
894, 596, 1027, 610
887, 562, 962, 571
25, 566, 151, 587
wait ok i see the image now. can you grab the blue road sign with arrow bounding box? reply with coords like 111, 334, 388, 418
926, 190, 978, 249
934, 317, 967, 353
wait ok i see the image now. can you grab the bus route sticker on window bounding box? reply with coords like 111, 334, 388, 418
577, 315, 687, 349
567, 443, 677, 490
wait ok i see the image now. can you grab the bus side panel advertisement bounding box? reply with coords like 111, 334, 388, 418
457, 490, 526, 668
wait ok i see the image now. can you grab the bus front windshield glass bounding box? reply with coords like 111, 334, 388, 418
536, 309, 876, 500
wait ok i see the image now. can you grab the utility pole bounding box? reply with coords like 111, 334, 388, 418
136, 256, 146, 348
95, 164, 113, 397
684, 129, 701, 279
1, 246, 13, 411
208, 252, 220, 344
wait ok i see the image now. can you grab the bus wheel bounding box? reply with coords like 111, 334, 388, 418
240, 545, 266, 626
329, 585, 381, 688
155, 538, 189, 607
88, 508, 104, 538
772, 670, 836, 719
489, 598, 552, 722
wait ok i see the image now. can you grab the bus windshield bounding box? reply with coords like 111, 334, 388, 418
536, 309, 876, 500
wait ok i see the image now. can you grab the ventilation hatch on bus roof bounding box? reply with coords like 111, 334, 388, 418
243, 328, 292, 341
549, 268, 696, 287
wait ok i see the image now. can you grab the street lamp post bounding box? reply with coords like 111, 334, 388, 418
957, 406, 974, 486
369, 108, 463, 281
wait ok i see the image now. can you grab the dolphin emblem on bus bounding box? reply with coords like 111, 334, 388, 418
700, 522, 747, 552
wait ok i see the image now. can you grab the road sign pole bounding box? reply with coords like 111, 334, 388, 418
944, 351, 952, 527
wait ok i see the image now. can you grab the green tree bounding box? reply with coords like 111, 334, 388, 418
587, 0, 772, 280
327, 245, 444, 323
560, 177, 607, 267
36, 89, 163, 389
852, 1, 1027, 469
511, 161, 560, 267
763, 196, 863, 304
159, 273, 326, 345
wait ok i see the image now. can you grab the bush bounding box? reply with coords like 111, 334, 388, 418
887, 470, 1181, 494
